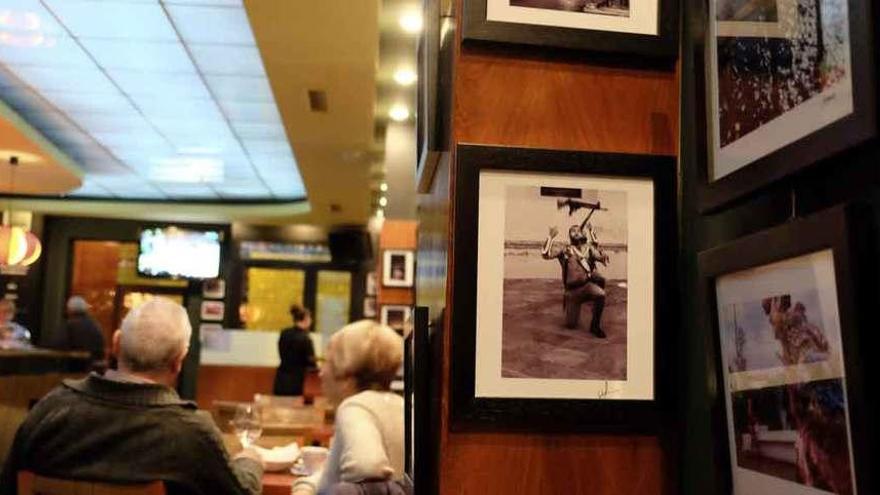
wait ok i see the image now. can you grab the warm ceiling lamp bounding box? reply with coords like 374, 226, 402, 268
393, 68, 417, 86
399, 12, 423, 33
1, 155, 43, 268
388, 104, 410, 122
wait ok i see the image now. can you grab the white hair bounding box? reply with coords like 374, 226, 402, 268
67, 296, 90, 313
119, 298, 192, 372
327, 320, 402, 390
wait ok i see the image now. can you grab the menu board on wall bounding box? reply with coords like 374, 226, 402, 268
243, 267, 305, 331
315, 270, 352, 348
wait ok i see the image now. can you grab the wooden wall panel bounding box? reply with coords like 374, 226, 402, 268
436, 3, 680, 493
196, 365, 275, 410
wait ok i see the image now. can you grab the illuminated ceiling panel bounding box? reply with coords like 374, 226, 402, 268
0, 0, 305, 201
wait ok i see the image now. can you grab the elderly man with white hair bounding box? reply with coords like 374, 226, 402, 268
0, 298, 264, 495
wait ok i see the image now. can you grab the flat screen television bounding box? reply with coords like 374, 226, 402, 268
137, 226, 222, 279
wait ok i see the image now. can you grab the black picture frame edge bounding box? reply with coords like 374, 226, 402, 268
461, 0, 680, 61
694, 0, 879, 214
696, 203, 878, 495
448, 143, 678, 433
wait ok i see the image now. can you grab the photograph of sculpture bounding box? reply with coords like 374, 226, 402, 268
708, 0, 853, 180
715, 249, 856, 494
719, 289, 844, 376
501, 185, 628, 381
510, 0, 630, 18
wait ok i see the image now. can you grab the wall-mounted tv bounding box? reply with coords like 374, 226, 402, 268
137, 226, 222, 279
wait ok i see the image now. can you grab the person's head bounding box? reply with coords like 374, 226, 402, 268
66, 296, 90, 316
290, 304, 312, 330
0, 299, 15, 323
112, 298, 192, 385
321, 320, 403, 404
568, 225, 586, 245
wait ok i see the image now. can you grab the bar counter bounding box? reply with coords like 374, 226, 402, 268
0, 348, 92, 465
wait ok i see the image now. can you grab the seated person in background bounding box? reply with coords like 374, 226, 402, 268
0, 298, 264, 495
0, 299, 31, 349
49, 296, 106, 365
293, 320, 404, 495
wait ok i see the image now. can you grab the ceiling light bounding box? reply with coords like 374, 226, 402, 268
378, 196, 388, 207
379, 182, 388, 192
393, 68, 417, 86
388, 104, 410, 122
399, 12, 422, 33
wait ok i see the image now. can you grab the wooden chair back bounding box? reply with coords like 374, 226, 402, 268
17, 471, 165, 495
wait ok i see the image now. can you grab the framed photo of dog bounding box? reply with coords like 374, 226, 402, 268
698, 205, 876, 495
449, 144, 676, 431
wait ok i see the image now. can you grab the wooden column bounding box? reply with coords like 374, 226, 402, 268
423, 2, 681, 493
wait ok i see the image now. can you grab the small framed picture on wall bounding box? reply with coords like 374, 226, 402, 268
383, 250, 415, 288
364, 297, 377, 318
698, 205, 876, 495
202, 278, 226, 299
200, 300, 225, 322
449, 144, 676, 431
381, 305, 412, 335
462, 0, 679, 58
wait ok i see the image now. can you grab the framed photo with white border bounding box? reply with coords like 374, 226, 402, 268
698, 205, 877, 494
450, 144, 676, 431
383, 250, 415, 288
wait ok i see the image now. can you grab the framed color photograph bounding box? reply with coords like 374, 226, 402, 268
200, 300, 225, 322
382, 305, 413, 335
383, 250, 415, 288
462, 0, 679, 58
698, 0, 877, 211
450, 144, 676, 431
698, 205, 876, 494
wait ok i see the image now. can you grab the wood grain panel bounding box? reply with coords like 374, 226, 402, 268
435, 1, 681, 493
455, 49, 678, 155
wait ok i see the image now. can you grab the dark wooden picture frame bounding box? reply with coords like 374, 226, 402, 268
461, 0, 679, 59
449, 143, 677, 431
697, 205, 878, 494
405, 307, 436, 494
417, 0, 454, 193
695, 0, 878, 213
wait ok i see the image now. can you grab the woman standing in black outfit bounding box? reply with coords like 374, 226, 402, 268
273, 305, 316, 396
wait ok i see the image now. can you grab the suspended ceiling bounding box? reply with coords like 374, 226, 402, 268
0, 0, 407, 225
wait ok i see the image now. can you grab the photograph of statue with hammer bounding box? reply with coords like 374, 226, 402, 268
501, 185, 629, 381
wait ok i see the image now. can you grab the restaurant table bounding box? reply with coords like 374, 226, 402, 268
262, 472, 299, 495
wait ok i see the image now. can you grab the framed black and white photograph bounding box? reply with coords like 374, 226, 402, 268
383, 250, 415, 288
698, 205, 876, 494
364, 297, 377, 318
366, 272, 377, 296
381, 305, 412, 335
202, 278, 226, 299
698, 0, 877, 211
200, 300, 225, 322
462, 0, 679, 58
450, 144, 676, 431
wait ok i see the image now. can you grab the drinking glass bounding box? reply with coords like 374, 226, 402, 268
231, 404, 263, 449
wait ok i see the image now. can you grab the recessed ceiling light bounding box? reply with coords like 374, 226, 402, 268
388, 104, 410, 122
379, 182, 388, 192
378, 196, 388, 207
399, 12, 422, 33
393, 68, 417, 86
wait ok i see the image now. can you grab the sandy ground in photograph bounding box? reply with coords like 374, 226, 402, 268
501, 278, 627, 380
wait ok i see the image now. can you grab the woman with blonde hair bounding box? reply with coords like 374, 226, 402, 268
292, 320, 404, 495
